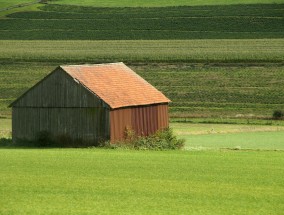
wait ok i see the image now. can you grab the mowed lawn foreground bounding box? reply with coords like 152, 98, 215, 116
0, 149, 283, 215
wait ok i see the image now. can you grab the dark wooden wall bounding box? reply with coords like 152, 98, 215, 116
12, 68, 110, 143
13, 68, 108, 108
13, 107, 109, 143
110, 104, 169, 142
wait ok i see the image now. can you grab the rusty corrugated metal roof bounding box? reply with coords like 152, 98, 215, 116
61, 62, 170, 109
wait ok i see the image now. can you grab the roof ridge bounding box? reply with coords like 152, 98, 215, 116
61, 62, 124, 68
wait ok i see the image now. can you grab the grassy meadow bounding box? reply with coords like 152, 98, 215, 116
173, 123, 284, 150
48, 0, 284, 7
1, 4, 283, 40
0, 0, 37, 9
1, 39, 283, 63
0, 149, 283, 214
1, 53, 284, 118
2, 0, 283, 9
0, 2, 283, 119
184, 131, 284, 150
0, 1, 284, 214
0, 118, 11, 138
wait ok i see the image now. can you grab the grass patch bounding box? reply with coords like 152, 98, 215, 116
0, 118, 11, 138
1, 4, 283, 39
0, 149, 283, 214
172, 122, 284, 135
181, 131, 284, 150
47, 0, 284, 7
0, 39, 283, 63
0, 0, 38, 9
171, 122, 284, 150
0, 2, 41, 17
170, 117, 284, 126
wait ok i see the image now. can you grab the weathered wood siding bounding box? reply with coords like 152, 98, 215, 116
12, 68, 110, 143
110, 104, 169, 142
13, 68, 108, 108
13, 107, 109, 143
12, 108, 109, 142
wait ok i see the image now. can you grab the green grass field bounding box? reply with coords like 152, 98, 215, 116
0, 0, 36, 9
0, 4, 40, 17
1, 39, 283, 63
184, 131, 284, 150
48, 0, 284, 7
2, 0, 283, 8
1, 4, 283, 40
172, 123, 284, 150
0, 3, 283, 119
0, 149, 283, 214
1, 117, 283, 150
1, 1, 283, 214
0, 48, 284, 119
0, 118, 11, 138
1, 118, 283, 214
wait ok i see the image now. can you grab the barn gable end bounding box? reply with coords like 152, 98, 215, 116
11, 67, 110, 143
11, 67, 109, 108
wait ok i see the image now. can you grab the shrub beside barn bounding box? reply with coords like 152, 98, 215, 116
10, 62, 170, 145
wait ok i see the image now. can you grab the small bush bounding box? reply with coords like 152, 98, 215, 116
36, 130, 53, 147
0, 138, 13, 147
273, 110, 284, 120
103, 128, 185, 150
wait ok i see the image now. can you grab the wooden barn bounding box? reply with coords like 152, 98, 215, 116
10, 62, 170, 144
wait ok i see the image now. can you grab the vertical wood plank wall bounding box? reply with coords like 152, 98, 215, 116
13, 68, 107, 108
12, 68, 110, 143
13, 107, 110, 143
110, 104, 169, 142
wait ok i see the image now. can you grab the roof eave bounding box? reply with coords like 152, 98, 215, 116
110, 101, 170, 110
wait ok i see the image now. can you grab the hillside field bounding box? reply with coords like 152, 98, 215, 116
0, 0, 37, 9
1, 4, 283, 40
0, 39, 284, 119
47, 0, 284, 7
1, 62, 284, 119
0, 1, 283, 214
0, 2, 283, 119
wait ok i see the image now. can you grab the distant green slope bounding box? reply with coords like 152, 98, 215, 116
3, 64, 284, 118
1, 39, 283, 118
48, 0, 284, 7
0, 0, 35, 9
0, 1, 41, 17
0, 4, 283, 40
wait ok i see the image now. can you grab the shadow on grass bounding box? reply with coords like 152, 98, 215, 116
0, 138, 15, 148
0, 138, 35, 149
0, 137, 102, 149
0, 138, 59, 149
